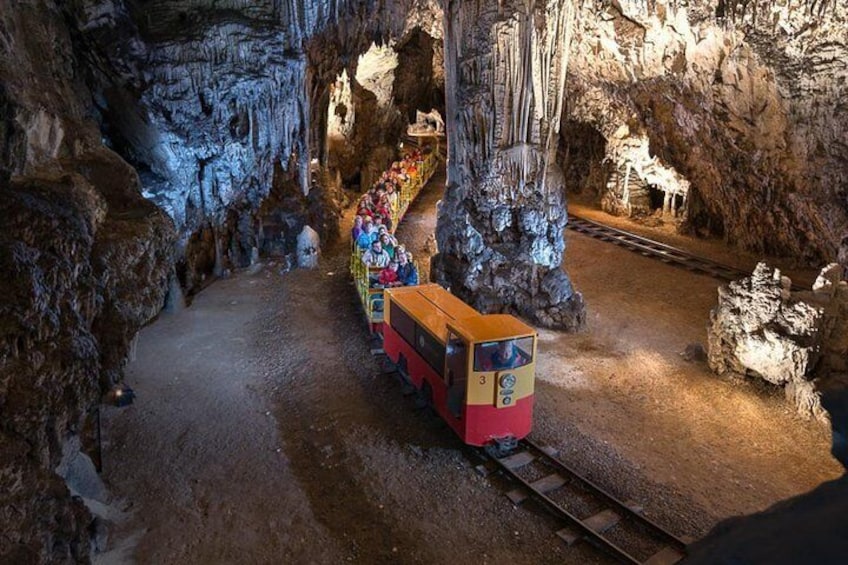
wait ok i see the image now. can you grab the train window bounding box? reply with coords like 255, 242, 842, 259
389, 302, 416, 345
473, 336, 534, 372
415, 326, 445, 377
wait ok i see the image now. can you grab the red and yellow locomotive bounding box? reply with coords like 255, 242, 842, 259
382, 284, 537, 446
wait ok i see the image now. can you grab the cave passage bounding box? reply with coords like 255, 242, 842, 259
3, 0, 848, 562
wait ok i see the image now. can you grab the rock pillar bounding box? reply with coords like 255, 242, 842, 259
432, 0, 585, 330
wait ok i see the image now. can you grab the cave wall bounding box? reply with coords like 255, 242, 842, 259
561, 0, 848, 264
0, 2, 174, 561
70, 0, 445, 292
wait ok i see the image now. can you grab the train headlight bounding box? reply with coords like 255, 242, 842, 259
500, 373, 516, 389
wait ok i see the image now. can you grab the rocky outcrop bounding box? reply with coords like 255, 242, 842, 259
560, 0, 848, 265
1, 2, 174, 561
433, 0, 586, 330
0, 151, 174, 562
707, 262, 848, 420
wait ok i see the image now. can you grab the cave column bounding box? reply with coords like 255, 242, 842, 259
432, 0, 585, 330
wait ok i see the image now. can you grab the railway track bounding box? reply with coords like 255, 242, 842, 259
483, 438, 688, 564
566, 214, 806, 291
372, 341, 690, 564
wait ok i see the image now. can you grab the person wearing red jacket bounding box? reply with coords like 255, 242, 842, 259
377, 260, 401, 287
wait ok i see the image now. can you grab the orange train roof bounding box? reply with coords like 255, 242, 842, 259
385, 284, 536, 344
448, 314, 536, 343
385, 284, 477, 342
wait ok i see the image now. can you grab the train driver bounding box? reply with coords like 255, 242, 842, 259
482, 340, 522, 371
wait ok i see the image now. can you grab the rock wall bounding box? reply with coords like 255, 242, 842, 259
69, 0, 446, 292
0, 2, 175, 561
561, 0, 848, 264
708, 263, 848, 420
433, 0, 587, 330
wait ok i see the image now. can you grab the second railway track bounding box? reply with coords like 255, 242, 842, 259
567, 214, 806, 291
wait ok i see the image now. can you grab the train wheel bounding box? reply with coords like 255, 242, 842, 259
415, 382, 434, 418
396, 355, 415, 396
396, 354, 409, 380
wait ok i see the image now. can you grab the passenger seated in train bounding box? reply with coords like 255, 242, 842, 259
373, 215, 386, 232
385, 184, 399, 214
357, 194, 374, 218
380, 232, 397, 259
362, 239, 391, 268
396, 252, 418, 286
375, 260, 401, 288
351, 215, 364, 242
356, 219, 377, 250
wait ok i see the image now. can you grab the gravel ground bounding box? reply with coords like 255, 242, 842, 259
97, 168, 842, 564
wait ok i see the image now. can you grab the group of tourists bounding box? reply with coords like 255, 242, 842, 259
351, 149, 425, 289
354, 148, 425, 230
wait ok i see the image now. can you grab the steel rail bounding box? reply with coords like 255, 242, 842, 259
488, 438, 687, 564
566, 214, 806, 291
523, 438, 688, 549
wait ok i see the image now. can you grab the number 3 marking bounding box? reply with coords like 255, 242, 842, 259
479, 375, 487, 385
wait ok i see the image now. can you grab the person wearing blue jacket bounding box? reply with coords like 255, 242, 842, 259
356, 221, 376, 250
396, 252, 419, 286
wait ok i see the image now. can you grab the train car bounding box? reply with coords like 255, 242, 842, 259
350, 148, 438, 333
382, 284, 537, 447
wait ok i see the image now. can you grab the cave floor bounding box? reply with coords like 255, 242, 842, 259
98, 172, 842, 564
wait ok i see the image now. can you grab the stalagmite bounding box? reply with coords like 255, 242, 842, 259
433, 0, 585, 330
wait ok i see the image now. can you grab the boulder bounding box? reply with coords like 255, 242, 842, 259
708, 262, 848, 420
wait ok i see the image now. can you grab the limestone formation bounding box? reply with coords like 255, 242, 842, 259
561, 0, 848, 264
708, 262, 848, 420
297, 225, 321, 269
433, 0, 586, 331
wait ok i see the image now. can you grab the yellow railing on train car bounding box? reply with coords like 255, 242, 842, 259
387, 151, 439, 235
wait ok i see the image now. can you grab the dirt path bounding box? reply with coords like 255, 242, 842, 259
97, 272, 346, 564
99, 170, 842, 564
99, 168, 604, 564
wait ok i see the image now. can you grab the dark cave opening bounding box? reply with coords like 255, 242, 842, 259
558, 119, 608, 197
325, 28, 446, 203
393, 27, 445, 124
649, 185, 665, 211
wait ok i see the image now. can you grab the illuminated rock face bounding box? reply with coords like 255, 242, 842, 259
433, 0, 586, 330
708, 263, 848, 420
69, 0, 445, 291
563, 0, 848, 264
